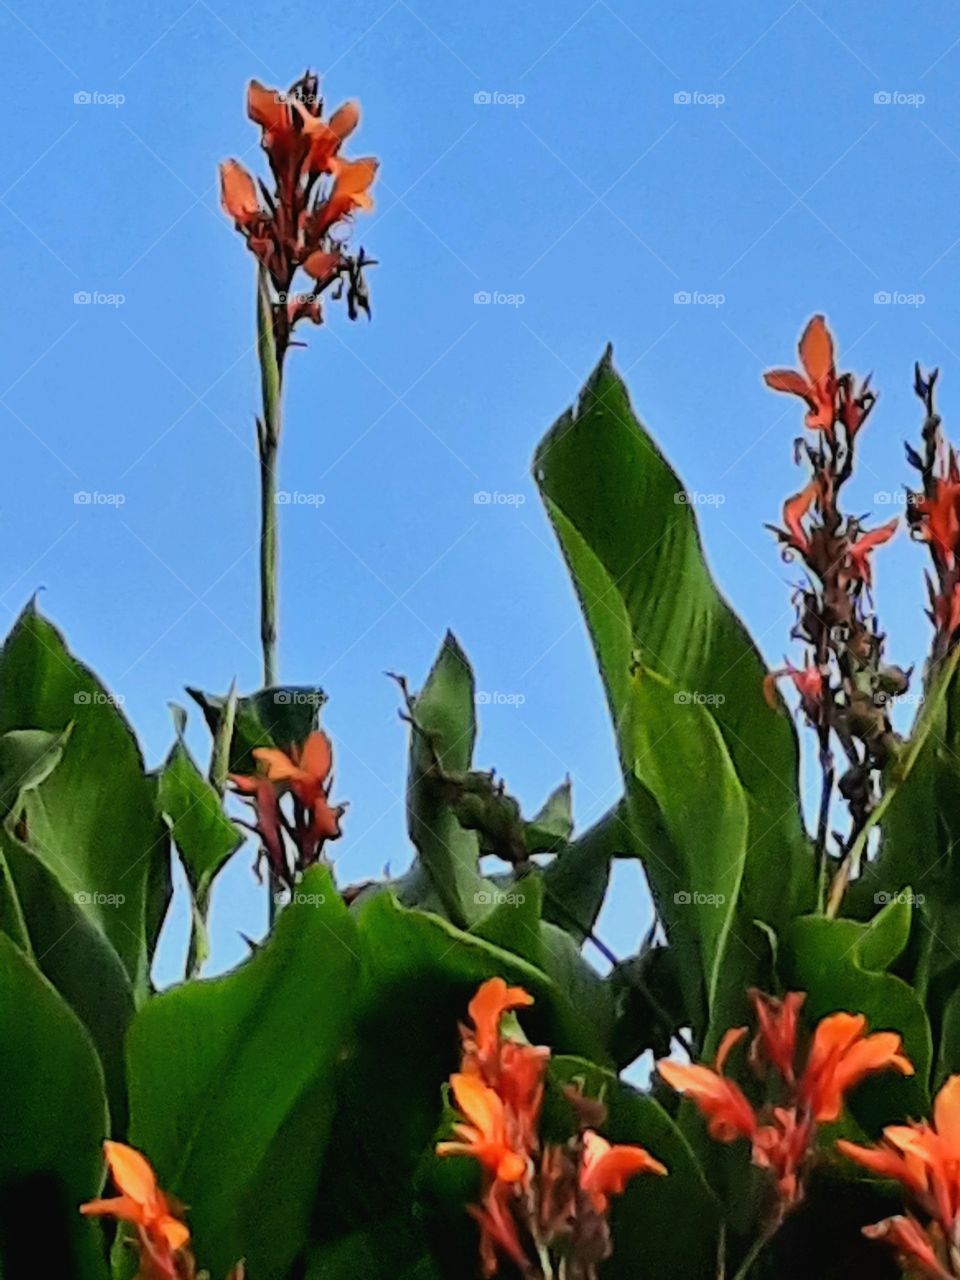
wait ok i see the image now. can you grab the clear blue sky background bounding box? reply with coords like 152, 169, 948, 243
4, 0, 960, 982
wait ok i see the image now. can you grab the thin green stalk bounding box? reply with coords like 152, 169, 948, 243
256, 265, 286, 926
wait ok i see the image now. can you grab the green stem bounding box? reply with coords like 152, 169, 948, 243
255, 265, 285, 927
259, 433, 279, 689
729, 1223, 777, 1280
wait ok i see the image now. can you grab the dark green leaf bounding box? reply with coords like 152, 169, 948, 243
187, 684, 325, 777
0, 935, 108, 1280
127, 865, 360, 1280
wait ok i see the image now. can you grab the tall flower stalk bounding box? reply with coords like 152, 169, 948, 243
220, 72, 378, 687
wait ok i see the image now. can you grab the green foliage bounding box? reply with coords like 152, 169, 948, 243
0, 934, 109, 1279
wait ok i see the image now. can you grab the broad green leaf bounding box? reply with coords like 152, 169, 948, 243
127, 866, 359, 1280
524, 778, 573, 852
620, 664, 749, 1036
0, 935, 108, 1279
310, 892, 608, 1251
0, 605, 169, 990
1, 832, 134, 1133
306, 1219, 439, 1280
404, 632, 491, 927
157, 740, 242, 895
533, 352, 812, 1007
187, 683, 325, 776
550, 1056, 721, 1280
780, 908, 932, 1127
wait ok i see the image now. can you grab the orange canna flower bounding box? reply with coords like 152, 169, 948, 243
839, 1074, 960, 1243
254, 730, 344, 861
781, 479, 819, 555
845, 518, 899, 588
799, 1011, 913, 1124
81, 1142, 189, 1280
470, 1180, 529, 1279
913, 473, 960, 570
312, 156, 379, 235
466, 977, 535, 1070
749, 989, 805, 1084
764, 315, 838, 434
301, 99, 361, 174
229, 770, 287, 882
579, 1130, 667, 1213
436, 1072, 528, 1183
219, 159, 261, 227
657, 1026, 758, 1143
862, 1216, 951, 1280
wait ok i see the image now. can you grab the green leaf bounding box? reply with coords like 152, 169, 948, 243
187, 683, 325, 777
1, 831, 134, 1133
306, 1219, 439, 1280
0, 727, 71, 821
780, 908, 932, 1127
403, 633, 491, 928
524, 778, 573, 852
0, 934, 108, 1279
550, 1056, 721, 1280
620, 663, 749, 1036
0, 604, 169, 990
157, 740, 242, 896
311, 892, 609, 1252
126, 865, 360, 1280
533, 351, 813, 1019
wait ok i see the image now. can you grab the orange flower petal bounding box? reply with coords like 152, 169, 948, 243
247, 80, 290, 134
934, 1074, 960, 1151
299, 730, 333, 782
329, 100, 360, 140
799, 315, 834, 385
103, 1142, 159, 1210
252, 747, 301, 782
764, 370, 811, 398
79, 1194, 144, 1224
219, 159, 260, 225
302, 250, 342, 281
656, 1060, 757, 1142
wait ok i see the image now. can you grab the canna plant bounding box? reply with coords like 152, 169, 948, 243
9, 62, 960, 1280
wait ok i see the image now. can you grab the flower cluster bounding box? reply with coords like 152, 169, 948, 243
230, 729, 344, 889
763, 316, 909, 848
906, 367, 960, 660
220, 72, 377, 349
658, 989, 912, 1217
80, 1142, 242, 1280
839, 1074, 960, 1279
437, 978, 666, 1279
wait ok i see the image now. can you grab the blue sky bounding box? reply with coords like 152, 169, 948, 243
4, 0, 960, 981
